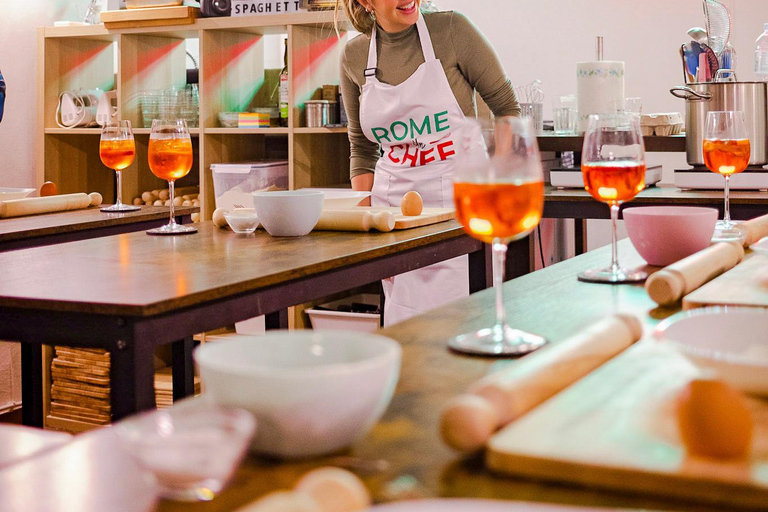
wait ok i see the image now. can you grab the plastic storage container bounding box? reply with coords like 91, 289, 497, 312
211, 160, 288, 210
306, 294, 381, 333
755, 23, 768, 81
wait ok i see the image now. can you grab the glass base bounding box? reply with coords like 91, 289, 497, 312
147, 223, 198, 236
712, 221, 746, 243
101, 203, 141, 212
154, 479, 220, 502
448, 325, 547, 356
578, 267, 648, 284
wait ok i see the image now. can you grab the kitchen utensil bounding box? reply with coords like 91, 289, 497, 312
655, 307, 768, 395
679, 45, 694, 83
623, 206, 717, 266
700, 42, 720, 78
194, 331, 401, 458
485, 341, 768, 509
0, 193, 102, 218
687, 26, 708, 42
683, 42, 701, 79
737, 212, 768, 245
681, 254, 768, 310
645, 242, 744, 307
703, 0, 731, 55
252, 189, 323, 237
670, 81, 768, 166
314, 209, 395, 232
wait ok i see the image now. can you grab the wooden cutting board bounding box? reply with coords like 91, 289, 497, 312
100, 6, 198, 29
486, 342, 768, 509
682, 254, 768, 309
358, 207, 454, 230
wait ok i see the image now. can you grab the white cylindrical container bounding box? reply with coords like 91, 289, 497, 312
576, 61, 625, 132
305, 100, 336, 128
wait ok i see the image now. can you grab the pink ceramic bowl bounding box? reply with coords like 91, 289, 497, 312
623, 206, 717, 266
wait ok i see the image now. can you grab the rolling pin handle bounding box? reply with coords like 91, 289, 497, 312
370, 211, 395, 232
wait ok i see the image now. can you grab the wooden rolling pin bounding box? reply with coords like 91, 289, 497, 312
645, 242, 744, 307
314, 209, 395, 232
737, 213, 768, 246
0, 192, 102, 218
440, 314, 642, 453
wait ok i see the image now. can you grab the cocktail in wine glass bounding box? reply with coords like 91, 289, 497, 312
100, 120, 140, 212
448, 116, 547, 356
146, 119, 197, 236
579, 113, 647, 283
703, 111, 750, 242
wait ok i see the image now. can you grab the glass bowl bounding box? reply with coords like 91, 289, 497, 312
115, 402, 255, 502
223, 209, 260, 234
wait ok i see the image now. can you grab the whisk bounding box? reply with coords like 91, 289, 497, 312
515, 80, 544, 104
703, 0, 731, 55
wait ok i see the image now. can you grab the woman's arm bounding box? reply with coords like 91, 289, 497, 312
450, 12, 520, 117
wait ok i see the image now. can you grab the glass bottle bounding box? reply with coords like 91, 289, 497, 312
279, 38, 289, 127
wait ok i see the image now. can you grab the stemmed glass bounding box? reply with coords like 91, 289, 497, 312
578, 113, 647, 283
448, 116, 547, 356
100, 120, 140, 212
146, 119, 197, 236
703, 111, 750, 242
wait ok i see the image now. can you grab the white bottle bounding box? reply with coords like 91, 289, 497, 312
754, 23, 768, 81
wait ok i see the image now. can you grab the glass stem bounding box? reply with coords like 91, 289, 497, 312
492, 239, 508, 338
115, 170, 123, 207
723, 175, 731, 227
610, 204, 620, 275
168, 181, 177, 227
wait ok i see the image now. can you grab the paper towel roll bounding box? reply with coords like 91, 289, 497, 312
576, 61, 625, 132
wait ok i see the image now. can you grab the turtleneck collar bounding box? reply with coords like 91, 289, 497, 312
374, 21, 417, 45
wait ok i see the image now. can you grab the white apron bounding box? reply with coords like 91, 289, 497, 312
360, 14, 469, 326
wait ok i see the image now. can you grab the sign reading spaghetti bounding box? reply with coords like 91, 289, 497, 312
232, 0, 305, 15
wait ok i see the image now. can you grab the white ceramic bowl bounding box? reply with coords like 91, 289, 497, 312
623, 206, 718, 266
299, 188, 371, 209
654, 307, 768, 395
0, 188, 35, 201
194, 330, 401, 459
252, 190, 323, 237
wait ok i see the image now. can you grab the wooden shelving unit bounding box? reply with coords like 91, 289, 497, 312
37, 10, 353, 219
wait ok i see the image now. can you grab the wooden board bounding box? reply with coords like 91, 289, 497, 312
682, 254, 768, 309
338, 207, 455, 230
100, 6, 198, 29
486, 342, 768, 509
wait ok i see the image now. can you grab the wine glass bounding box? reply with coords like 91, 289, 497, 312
100, 120, 140, 212
578, 113, 647, 283
146, 119, 198, 236
703, 111, 750, 243
448, 116, 547, 356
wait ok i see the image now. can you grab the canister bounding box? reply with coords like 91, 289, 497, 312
305, 100, 336, 127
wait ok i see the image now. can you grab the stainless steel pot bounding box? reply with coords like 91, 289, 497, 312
670, 81, 768, 166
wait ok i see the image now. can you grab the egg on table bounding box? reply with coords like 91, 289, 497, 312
401, 191, 423, 216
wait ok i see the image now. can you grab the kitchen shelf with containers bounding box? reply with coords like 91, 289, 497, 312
37, 10, 354, 220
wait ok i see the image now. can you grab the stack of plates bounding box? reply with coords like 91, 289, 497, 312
154, 367, 201, 409
50, 347, 111, 426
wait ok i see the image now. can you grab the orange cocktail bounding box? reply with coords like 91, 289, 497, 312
100, 139, 135, 171
454, 181, 544, 244
148, 138, 194, 181
582, 161, 646, 205
703, 138, 750, 176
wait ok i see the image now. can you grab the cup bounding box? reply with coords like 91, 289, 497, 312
520, 102, 544, 134
625, 97, 643, 115
553, 95, 577, 135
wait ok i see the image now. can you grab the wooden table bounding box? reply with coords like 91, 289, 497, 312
0, 221, 488, 427
0, 205, 197, 252
0, 241, 724, 512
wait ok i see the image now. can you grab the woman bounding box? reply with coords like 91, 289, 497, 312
338, 0, 520, 326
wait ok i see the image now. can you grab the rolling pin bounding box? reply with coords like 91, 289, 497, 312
0, 192, 102, 218
737, 213, 768, 246
440, 314, 642, 453
645, 241, 744, 306
314, 209, 395, 232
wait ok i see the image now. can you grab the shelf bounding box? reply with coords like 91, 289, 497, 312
537, 134, 686, 153
45, 128, 102, 135
205, 128, 289, 135
294, 127, 348, 134
133, 128, 200, 136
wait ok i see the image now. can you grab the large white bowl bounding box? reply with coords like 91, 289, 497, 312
194, 330, 401, 459
654, 307, 768, 395
299, 188, 371, 209
252, 190, 323, 236
0, 188, 35, 201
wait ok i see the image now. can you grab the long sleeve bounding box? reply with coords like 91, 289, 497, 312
340, 49, 380, 179
449, 12, 520, 118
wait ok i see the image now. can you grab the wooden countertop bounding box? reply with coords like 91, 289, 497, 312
0, 221, 468, 316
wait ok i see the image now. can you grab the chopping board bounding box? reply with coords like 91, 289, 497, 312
321, 207, 455, 230
486, 342, 768, 509
682, 254, 768, 310
100, 6, 198, 29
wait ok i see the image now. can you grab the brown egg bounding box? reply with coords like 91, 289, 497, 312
677, 377, 754, 459
294, 467, 371, 512
40, 181, 58, 197
401, 191, 423, 216
237, 490, 320, 512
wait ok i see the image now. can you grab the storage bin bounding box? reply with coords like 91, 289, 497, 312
306, 294, 381, 333
211, 160, 289, 211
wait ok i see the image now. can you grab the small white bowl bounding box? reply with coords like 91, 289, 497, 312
654, 307, 768, 395
299, 188, 371, 209
252, 190, 323, 237
0, 187, 35, 201
223, 208, 259, 234
194, 330, 401, 459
